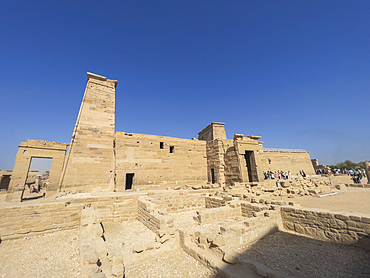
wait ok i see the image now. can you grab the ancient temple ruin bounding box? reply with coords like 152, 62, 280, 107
6, 72, 315, 199
2, 73, 369, 278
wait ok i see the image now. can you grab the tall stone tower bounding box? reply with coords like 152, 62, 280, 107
60, 73, 117, 191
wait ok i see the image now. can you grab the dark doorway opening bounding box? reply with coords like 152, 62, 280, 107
244, 151, 259, 182
125, 173, 134, 190
211, 168, 215, 184
0, 175, 11, 191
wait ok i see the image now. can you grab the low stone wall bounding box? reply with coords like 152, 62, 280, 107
345, 183, 370, 188
281, 207, 370, 249
205, 196, 226, 208
241, 202, 270, 218
0, 202, 82, 240
137, 197, 174, 233
147, 191, 206, 214
0, 195, 139, 241
67, 195, 139, 222
193, 204, 241, 225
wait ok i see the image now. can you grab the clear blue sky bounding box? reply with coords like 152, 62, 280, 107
1, 0, 369, 172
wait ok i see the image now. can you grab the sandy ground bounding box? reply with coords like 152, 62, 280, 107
292, 188, 370, 214
0, 229, 80, 278
103, 220, 215, 277
241, 231, 370, 278
126, 250, 215, 278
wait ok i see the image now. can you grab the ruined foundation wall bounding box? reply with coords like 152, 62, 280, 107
0, 195, 138, 241
65, 195, 139, 222
148, 191, 206, 213
60, 73, 117, 192
281, 207, 370, 249
0, 203, 82, 240
115, 132, 207, 190
260, 151, 315, 175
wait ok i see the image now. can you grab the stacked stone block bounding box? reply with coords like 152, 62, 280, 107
137, 197, 174, 233
80, 207, 124, 278
193, 205, 241, 225
205, 196, 226, 208
0, 202, 82, 240
115, 132, 207, 189
60, 73, 117, 192
148, 191, 206, 214
281, 207, 370, 249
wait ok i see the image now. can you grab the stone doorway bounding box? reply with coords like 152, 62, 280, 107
244, 151, 259, 182
21, 157, 52, 201
6, 140, 69, 201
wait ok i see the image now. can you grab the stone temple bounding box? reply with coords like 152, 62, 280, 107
6, 72, 314, 199
0, 73, 369, 278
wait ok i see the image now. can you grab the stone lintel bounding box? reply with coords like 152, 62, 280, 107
247, 135, 262, 140
19, 140, 69, 151
233, 134, 244, 140
87, 72, 118, 88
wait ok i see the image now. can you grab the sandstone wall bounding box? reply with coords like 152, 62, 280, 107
147, 191, 206, 214
0, 202, 82, 240
193, 205, 241, 225
137, 197, 174, 233
224, 142, 243, 184
115, 132, 207, 189
60, 73, 117, 192
65, 195, 139, 222
281, 206, 370, 249
205, 196, 226, 208
206, 139, 243, 185
0, 195, 138, 241
260, 151, 315, 175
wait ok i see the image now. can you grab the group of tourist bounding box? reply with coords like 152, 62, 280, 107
352, 170, 364, 184
263, 170, 292, 180
316, 168, 366, 179
263, 170, 308, 180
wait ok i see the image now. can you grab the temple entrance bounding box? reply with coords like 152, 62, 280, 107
21, 157, 52, 201
244, 151, 259, 182
125, 173, 134, 190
